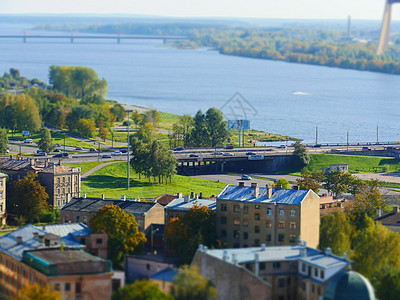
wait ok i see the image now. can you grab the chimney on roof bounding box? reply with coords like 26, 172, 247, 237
121, 195, 126, 201
254, 253, 260, 276
16, 236, 23, 245
276, 184, 282, 190
177, 192, 182, 199
393, 206, 399, 214
325, 247, 332, 255
33, 232, 39, 237
239, 182, 245, 187
266, 184, 272, 199
30, 158, 35, 167
190, 192, 195, 199
59, 159, 62, 166
42, 225, 46, 230
83, 194, 87, 199
251, 182, 259, 198
292, 185, 300, 190
45, 158, 50, 167
39, 235, 44, 243
184, 195, 190, 203
232, 254, 238, 265
223, 250, 229, 261
376, 207, 382, 218
261, 244, 266, 251
300, 240, 307, 257
199, 192, 203, 199
102, 194, 105, 200
195, 194, 198, 199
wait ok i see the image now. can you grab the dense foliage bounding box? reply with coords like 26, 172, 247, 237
0, 68, 48, 91
38, 127, 55, 153
12, 283, 62, 300
112, 280, 172, 300
0, 128, 8, 154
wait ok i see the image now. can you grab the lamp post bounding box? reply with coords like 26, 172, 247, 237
126, 110, 132, 190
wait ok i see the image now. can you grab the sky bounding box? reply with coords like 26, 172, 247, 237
1, 0, 400, 20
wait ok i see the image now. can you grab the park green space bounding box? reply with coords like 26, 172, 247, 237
80, 161, 227, 200
64, 161, 116, 175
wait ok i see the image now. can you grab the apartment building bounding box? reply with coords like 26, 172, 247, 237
192, 242, 354, 300
216, 182, 320, 249
0, 173, 7, 226
0, 158, 81, 207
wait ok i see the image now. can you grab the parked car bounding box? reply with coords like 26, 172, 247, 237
223, 152, 234, 156
24, 139, 33, 143
102, 154, 112, 158
53, 149, 61, 152
173, 147, 184, 151
55, 143, 61, 147
75, 147, 83, 150
62, 152, 69, 157
313, 144, 322, 148
89, 148, 97, 152
246, 152, 256, 155
189, 154, 198, 158
53, 153, 63, 158
120, 149, 128, 153
215, 151, 223, 155
34, 152, 47, 156
241, 174, 252, 180
277, 145, 285, 148
112, 151, 122, 156
362, 146, 371, 151
225, 145, 234, 149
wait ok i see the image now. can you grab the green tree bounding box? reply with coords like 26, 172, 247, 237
373, 266, 400, 300
323, 170, 356, 197
76, 118, 96, 138
142, 109, 161, 126
99, 126, 108, 142
171, 265, 218, 300
13, 283, 62, 300
274, 177, 290, 189
110, 103, 126, 122
0, 128, 8, 154
89, 204, 147, 267
291, 141, 310, 169
112, 280, 172, 300
9, 173, 49, 223
131, 110, 143, 127
164, 205, 216, 264
296, 169, 324, 193
319, 212, 353, 256
38, 128, 55, 154
204, 107, 227, 147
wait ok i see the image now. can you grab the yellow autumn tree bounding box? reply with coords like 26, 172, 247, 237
13, 283, 62, 300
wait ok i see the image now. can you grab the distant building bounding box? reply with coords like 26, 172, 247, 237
149, 267, 178, 294
375, 206, 400, 234
0, 224, 113, 299
60, 197, 165, 232
319, 196, 348, 213
0, 172, 7, 226
0, 158, 81, 207
153, 193, 177, 206
323, 164, 349, 174
192, 243, 352, 300
216, 182, 320, 249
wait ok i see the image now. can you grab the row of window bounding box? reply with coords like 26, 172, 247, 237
57, 186, 79, 195
301, 281, 322, 295
301, 263, 325, 280
54, 282, 82, 293
56, 175, 79, 184
226, 230, 297, 243
221, 204, 297, 217
222, 217, 297, 229
0, 192, 3, 199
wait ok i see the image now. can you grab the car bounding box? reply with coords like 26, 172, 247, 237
89, 148, 97, 152
362, 146, 371, 151
189, 154, 198, 158
102, 154, 112, 158
173, 147, 184, 151
241, 174, 252, 180
223, 152, 234, 156
225, 145, 234, 149
215, 151, 223, 155
5, 149, 9, 153
62, 152, 69, 157
75, 147, 83, 150
34, 152, 47, 156
313, 144, 322, 148
53, 148, 61, 152
24, 139, 33, 143
277, 145, 285, 149
55, 143, 61, 147
53, 153, 63, 158
112, 151, 122, 156
120, 149, 128, 154
246, 152, 256, 155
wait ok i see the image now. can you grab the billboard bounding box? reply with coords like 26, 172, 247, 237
248, 154, 264, 161
228, 120, 250, 130
22, 130, 30, 136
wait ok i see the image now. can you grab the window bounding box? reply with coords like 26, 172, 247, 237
266, 234, 271, 241
278, 278, 285, 288
290, 210, 296, 217
245, 263, 252, 271
266, 220, 272, 228
243, 206, 249, 214
302, 263, 306, 272
260, 262, 266, 270
243, 232, 248, 239
221, 204, 227, 211
57, 189, 60, 195
255, 205, 260, 209
62, 177, 65, 183
220, 217, 227, 224
146, 263, 150, 270
76, 283, 82, 294
65, 283, 71, 291
57, 178, 60, 183
62, 188, 65, 195
278, 296, 284, 300
273, 262, 281, 269
243, 219, 249, 227
57, 200, 60, 206
266, 208, 272, 216
83, 216, 87, 224
76, 216, 80, 222
290, 222, 296, 229
221, 230, 227, 237
233, 218, 240, 226
312, 284, 315, 293
0, 181, 2, 187
233, 243, 240, 248
318, 286, 321, 295
54, 283, 60, 291
278, 221, 285, 229
287, 277, 291, 286
255, 226, 260, 233
96, 238, 103, 245
321, 270, 325, 279
289, 234, 297, 243
314, 268, 318, 277
0, 204, 2, 212
278, 234, 285, 242
279, 209, 285, 216
255, 213, 260, 221
302, 281, 306, 291
254, 239, 260, 246
234, 205, 240, 213
0, 192, 2, 199
233, 230, 240, 239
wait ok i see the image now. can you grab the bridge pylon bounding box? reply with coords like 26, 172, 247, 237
377, 0, 400, 55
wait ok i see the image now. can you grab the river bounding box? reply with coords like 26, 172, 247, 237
1, 22, 400, 144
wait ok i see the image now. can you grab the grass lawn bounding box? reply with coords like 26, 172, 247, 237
81, 162, 227, 200
65, 161, 118, 175
283, 154, 400, 175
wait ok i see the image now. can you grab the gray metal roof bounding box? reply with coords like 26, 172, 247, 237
298, 254, 349, 270
150, 267, 178, 282
165, 198, 216, 212
61, 197, 157, 215
0, 225, 83, 261
217, 185, 313, 206
34, 223, 91, 238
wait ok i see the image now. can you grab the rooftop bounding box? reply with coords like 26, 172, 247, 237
217, 184, 315, 205
26, 248, 101, 264
0, 158, 80, 174
34, 223, 91, 238
375, 208, 400, 226
150, 267, 178, 282
165, 197, 216, 212
61, 197, 158, 215
0, 172, 7, 178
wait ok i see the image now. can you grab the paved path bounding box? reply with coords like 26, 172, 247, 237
81, 161, 120, 179
354, 172, 400, 184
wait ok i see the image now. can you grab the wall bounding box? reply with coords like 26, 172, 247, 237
125, 256, 174, 283
0, 175, 6, 225
300, 191, 320, 249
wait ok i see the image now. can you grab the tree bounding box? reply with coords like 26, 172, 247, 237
142, 109, 161, 126
99, 126, 108, 142
164, 205, 216, 263
274, 177, 290, 189
9, 173, 49, 222
76, 118, 96, 138
38, 128, 55, 154
291, 141, 310, 168
171, 265, 218, 300
319, 212, 353, 256
296, 169, 324, 193
112, 280, 172, 300
131, 110, 143, 127
110, 104, 126, 122
89, 204, 146, 266
323, 170, 356, 197
373, 266, 400, 300
13, 283, 62, 300
0, 128, 8, 154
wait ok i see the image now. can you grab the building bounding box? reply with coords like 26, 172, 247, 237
0, 225, 113, 299
0, 158, 81, 207
319, 196, 348, 214
0, 172, 7, 226
165, 192, 216, 223
216, 182, 320, 249
375, 206, 400, 234
323, 164, 348, 174
60, 197, 165, 232
192, 243, 351, 300
149, 267, 178, 294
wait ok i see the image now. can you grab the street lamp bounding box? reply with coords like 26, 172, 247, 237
126, 110, 133, 190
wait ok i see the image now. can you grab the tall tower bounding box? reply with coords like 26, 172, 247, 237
347, 15, 351, 38
377, 0, 400, 55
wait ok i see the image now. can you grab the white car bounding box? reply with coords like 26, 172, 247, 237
112, 151, 122, 156
223, 152, 234, 156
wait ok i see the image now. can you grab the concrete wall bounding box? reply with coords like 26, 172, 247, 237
300, 191, 320, 249
143, 203, 165, 232
125, 256, 173, 283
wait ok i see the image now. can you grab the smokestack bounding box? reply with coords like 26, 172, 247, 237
45, 158, 50, 167
376, 207, 382, 218
393, 206, 399, 214
30, 158, 35, 167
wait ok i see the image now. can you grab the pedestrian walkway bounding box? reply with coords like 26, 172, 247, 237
81, 161, 120, 179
